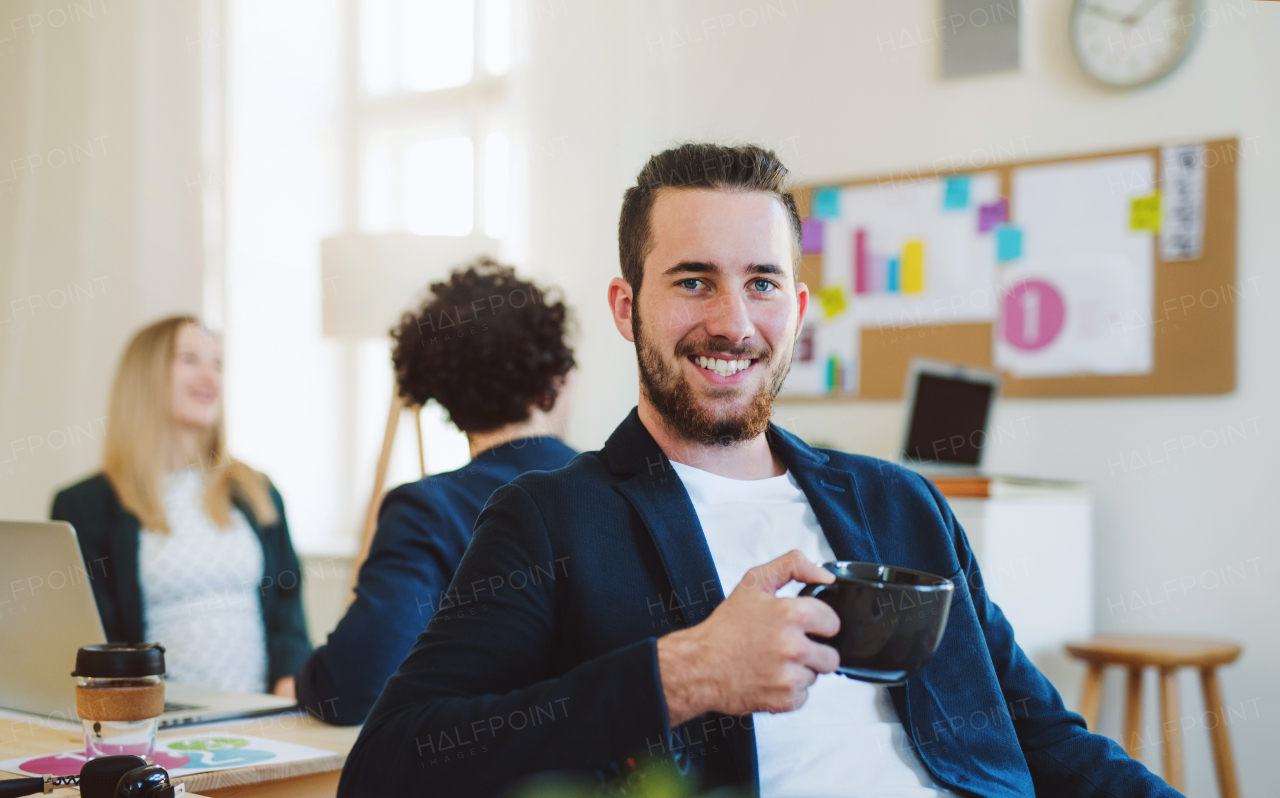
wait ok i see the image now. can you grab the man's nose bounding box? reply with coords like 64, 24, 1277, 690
704, 292, 755, 343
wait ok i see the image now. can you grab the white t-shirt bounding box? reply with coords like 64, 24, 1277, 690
669, 461, 956, 798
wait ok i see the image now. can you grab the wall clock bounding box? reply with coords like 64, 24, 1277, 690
1070, 0, 1201, 88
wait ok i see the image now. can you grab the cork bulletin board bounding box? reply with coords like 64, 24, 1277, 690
783, 138, 1238, 401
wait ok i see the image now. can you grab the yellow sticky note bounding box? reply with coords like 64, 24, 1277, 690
901, 240, 925, 294
1130, 193, 1161, 232
816, 285, 848, 319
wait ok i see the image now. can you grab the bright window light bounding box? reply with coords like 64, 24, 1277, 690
484, 131, 509, 238
360, 144, 394, 232
482, 0, 510, 76
401, 0, 474, 92
402, 137, 473, 235
359, 0, 395, 95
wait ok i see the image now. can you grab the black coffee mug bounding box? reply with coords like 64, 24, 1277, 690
799, 561, 954, 685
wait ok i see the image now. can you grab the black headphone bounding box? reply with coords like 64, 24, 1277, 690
0, 756, 180, 798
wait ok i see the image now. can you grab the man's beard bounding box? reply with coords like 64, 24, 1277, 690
634, 309, 794, 447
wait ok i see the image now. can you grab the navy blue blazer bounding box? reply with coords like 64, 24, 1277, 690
339, 410, 1179, 798
295, 436, 577, 726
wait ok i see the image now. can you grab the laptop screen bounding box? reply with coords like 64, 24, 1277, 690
902, 372, 995, 466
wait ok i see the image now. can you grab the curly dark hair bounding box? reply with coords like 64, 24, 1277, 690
390, 258, 575, 434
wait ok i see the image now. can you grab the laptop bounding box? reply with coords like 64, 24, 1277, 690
0, 520, 297, 729
898, 358, 1001, 476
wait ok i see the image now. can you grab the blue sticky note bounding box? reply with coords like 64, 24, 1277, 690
943, 175, 971, 210
812, 187, 841, 219
995, 225, 1023, 262
887, 257, 900, 293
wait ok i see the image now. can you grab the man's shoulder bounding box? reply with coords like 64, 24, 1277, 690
506, 449, 615, 497
808, 448, 940, 501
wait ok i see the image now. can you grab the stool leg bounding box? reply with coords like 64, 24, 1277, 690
1200, 667, 1240, 798
1079, 663, 1104, 731
1123, 666, 1145, 759
1158, 667, 1184, 791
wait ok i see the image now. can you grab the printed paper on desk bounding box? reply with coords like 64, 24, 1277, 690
1001, 155, 1155, 377
0, 734, 334, 779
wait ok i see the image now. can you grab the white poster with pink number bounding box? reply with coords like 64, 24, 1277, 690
996, 155, 1156, 377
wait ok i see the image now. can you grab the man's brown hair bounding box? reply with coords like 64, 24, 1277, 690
617, 142, 803, 298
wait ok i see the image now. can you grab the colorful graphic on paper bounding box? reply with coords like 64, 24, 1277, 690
1001, 279, 1066, 351
0, 735, 333, 780
854, 230, 926, 295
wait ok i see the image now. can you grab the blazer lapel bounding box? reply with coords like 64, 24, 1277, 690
768, 427, 882, 566
605, 410, 727, 626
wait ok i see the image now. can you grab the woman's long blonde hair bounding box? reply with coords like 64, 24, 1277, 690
102, 316, 278, 532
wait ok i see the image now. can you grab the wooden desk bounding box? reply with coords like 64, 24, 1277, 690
0, 712, 359, 798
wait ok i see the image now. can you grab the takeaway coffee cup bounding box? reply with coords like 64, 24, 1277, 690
799, 561, 954, 685
73, 643, 166, 761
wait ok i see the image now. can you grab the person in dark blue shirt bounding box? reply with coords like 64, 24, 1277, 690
295, 259, 578, 726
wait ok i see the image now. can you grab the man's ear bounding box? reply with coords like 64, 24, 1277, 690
795, 277, 810, 332
607, 277, 636, 343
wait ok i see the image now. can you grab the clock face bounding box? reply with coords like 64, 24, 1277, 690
1071, 0, 1200, 88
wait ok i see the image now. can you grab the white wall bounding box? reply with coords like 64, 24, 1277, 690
0, 0, 205, 518
522, 1, 1279, 793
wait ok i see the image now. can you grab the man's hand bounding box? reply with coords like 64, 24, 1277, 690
656, 550, 841, 727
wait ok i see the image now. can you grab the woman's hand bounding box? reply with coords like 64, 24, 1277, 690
272, 676, 296, 698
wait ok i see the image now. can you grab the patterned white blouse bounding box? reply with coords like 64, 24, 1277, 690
139, 467, 269, 694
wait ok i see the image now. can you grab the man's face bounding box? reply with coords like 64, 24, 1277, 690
609, 188, 809, 445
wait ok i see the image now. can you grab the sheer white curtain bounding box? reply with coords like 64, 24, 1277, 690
0, 0, 206, 520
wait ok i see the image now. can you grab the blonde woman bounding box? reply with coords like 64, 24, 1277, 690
52, 316, 307, 696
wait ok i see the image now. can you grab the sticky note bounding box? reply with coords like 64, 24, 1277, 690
853, 229, 868, 294
825, 355, 839, 393
816, 285, 848, 319
978, 198, 1008, 233
887, 257, 900, 293
812, 187, 841, 219
943, 175, 972, 210
1130, 193, 1161, 232
801, 218, 824, 254
995, 226, 1022, 262
901, 240, 925, 293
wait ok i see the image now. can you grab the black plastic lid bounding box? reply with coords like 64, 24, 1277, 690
72, 643, 166, 678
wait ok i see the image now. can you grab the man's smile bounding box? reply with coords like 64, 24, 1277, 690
687, 354, 758, 384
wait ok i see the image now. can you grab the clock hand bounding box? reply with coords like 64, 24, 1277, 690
1081, 3, 1130, 23
1122, 0, 1164, 25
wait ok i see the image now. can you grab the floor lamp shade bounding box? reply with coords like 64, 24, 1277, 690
320, 232, 495, 593
321, 232, 497, 339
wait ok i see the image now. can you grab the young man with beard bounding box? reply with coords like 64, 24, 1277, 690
338, 144, 1179, 798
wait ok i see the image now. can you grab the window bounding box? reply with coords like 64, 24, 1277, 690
354, 0, 510, 238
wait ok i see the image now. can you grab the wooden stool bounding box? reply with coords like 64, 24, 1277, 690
1066, 635, 1242, 797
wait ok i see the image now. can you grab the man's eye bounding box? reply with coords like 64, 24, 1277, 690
752, 279, 775, 292
680, 279, 703, 291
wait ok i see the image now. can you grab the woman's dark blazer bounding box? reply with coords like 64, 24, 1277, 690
50, 473, 312, 688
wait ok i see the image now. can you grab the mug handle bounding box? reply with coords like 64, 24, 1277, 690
799, 582, 833, 600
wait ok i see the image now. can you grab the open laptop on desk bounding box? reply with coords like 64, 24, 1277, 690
899, 358, 1001, 477
0, 520, 296, 729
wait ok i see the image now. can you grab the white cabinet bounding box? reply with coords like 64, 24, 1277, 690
946, 484, 1093, 708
